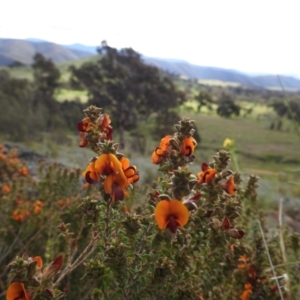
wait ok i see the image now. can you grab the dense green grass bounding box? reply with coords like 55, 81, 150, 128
186, 112, 298, 170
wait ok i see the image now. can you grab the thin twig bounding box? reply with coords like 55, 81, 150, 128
264, 260, 300, 272
257, 219, 284, 300
53, 232, 99, 287
278, 198, 290, 299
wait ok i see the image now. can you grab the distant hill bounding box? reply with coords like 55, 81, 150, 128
142, 57, 300, 91
1, 38, 300, 90
0, 38, 95, 66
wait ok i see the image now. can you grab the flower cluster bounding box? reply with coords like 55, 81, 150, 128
10, 199, 44, 222
78, 106, 139, 203
82, 152, 139, 202
0, 145, 29, 185
6, 254, 63, 300
77, 106, 113, 151
149, 118, 243, 241
151, 118, 197, 170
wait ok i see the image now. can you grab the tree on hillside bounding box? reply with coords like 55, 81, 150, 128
32, 53, 61, 97
70, 43, 186, 148
270, 98, 300, 124
32, 53, 61, 129
194, 91, 214, 113
0, 70, 38, 140
216, 93, 240, 118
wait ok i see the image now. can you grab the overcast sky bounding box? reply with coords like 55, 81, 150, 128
1, 0, 299, 75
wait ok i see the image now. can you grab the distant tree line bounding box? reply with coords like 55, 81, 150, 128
0, 53, 84, 141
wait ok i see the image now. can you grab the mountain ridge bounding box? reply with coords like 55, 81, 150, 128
1, 38, 299, 90
141, 56, 300, 90
0, 38, 93, 65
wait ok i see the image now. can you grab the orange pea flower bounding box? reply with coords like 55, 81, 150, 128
57, 199, 64, 207
152, 135, 172, 164
226, 176, 236, 195
82, 157, 100, 184
2, 185, 10, 193
77, 117, 93, 147
79, 132, 88, 148
94, 153, 122, 176
33, 201, 43, 214
103, 171, 128, 202
181, 137, 197, 156
11, 209, 30, 222
58, 198, 71, 208
19, 167, 28, 176
238, 255, 248, 270
100, 113, 113, 140
240, 283, 252, 300
151, 150, 161, 165
77, 117, 93, 132
33, 256, 43, 269
6, 282, 30, 300
119, 157, 139, 185
155, 200, 189, 233
198, 163, 217, 184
